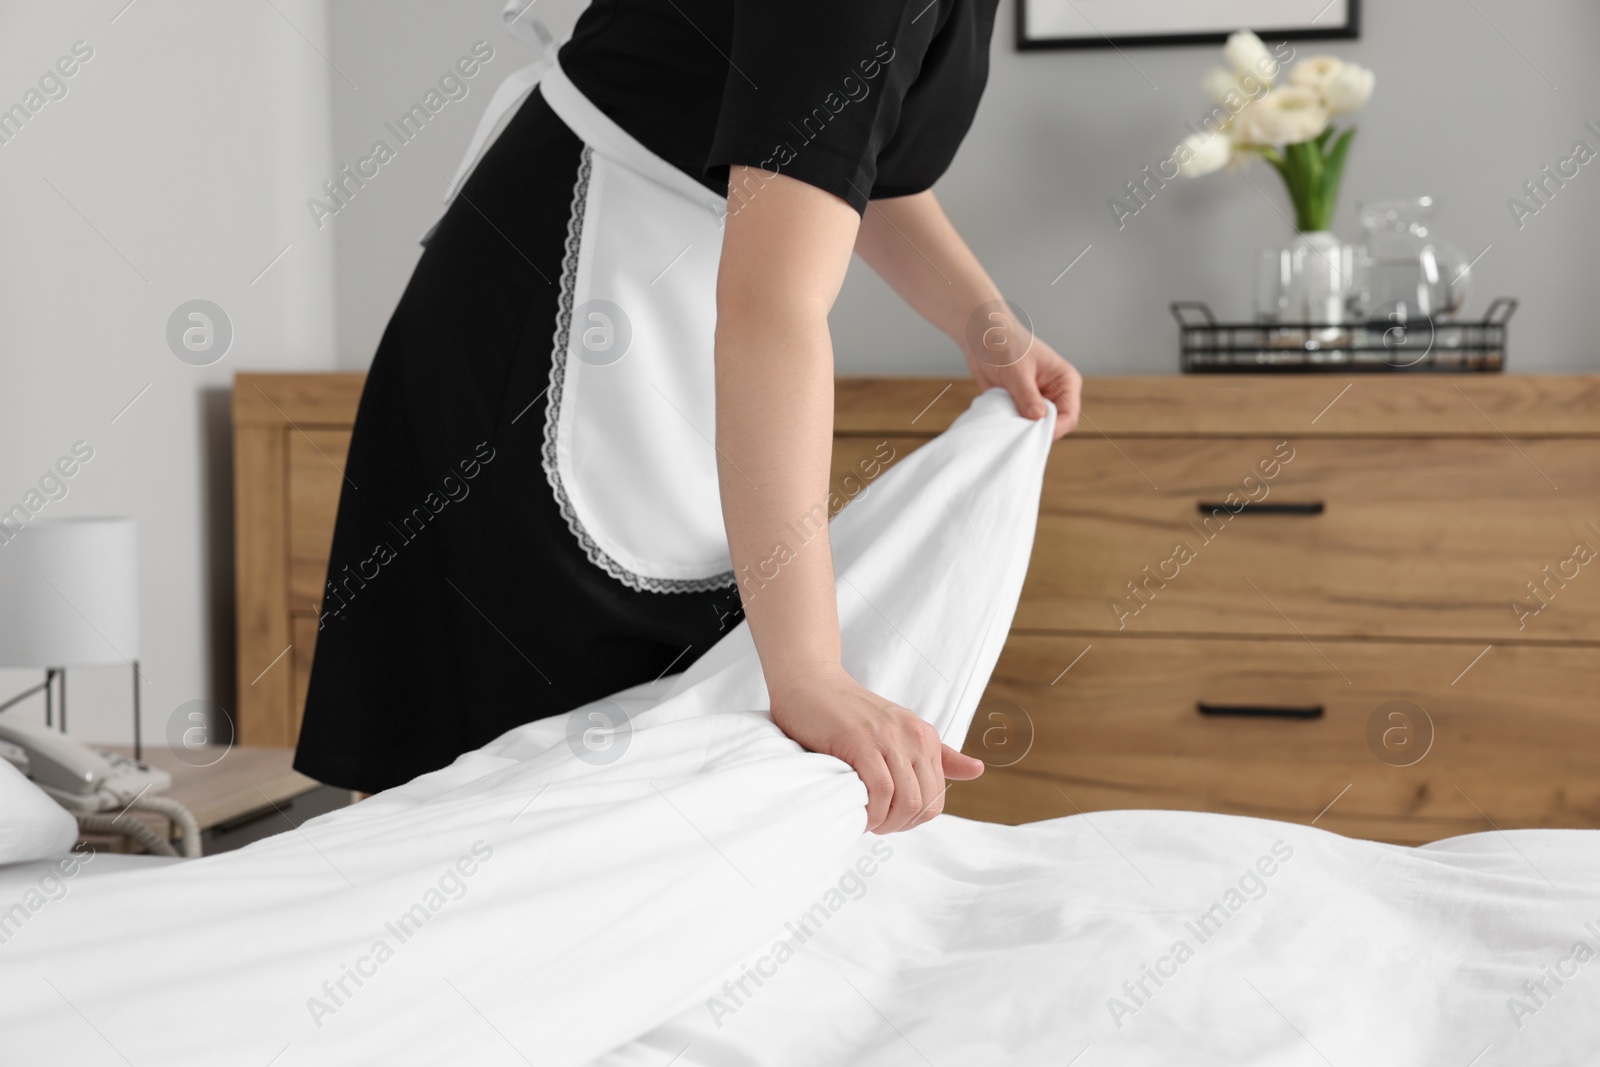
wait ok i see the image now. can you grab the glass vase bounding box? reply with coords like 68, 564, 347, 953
1255, 231, 1360, 328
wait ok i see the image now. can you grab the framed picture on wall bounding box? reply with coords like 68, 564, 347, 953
1018, 0, 1361, 51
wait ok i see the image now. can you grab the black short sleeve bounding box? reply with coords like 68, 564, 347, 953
705, 0, 934, 214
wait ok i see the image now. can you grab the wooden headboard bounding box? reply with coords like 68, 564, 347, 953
234, 372, 1600, 843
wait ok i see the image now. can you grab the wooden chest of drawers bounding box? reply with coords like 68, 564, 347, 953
234, 374, 365, 749
237, 373, 1600, 845
832, 376, 1600, 845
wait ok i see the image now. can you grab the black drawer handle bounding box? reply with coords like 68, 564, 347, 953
1197, 702, 1324, 720
1196, 501, 1325, 516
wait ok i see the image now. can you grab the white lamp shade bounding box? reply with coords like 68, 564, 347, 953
0, 517, 139, 668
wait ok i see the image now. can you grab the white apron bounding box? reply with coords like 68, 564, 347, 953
431, 3, 736, 594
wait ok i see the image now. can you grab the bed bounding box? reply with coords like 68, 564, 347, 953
5, 390, 1597, 1065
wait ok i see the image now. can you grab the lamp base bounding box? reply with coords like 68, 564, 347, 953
0, 661, 142, 757
0, 669, 61, 724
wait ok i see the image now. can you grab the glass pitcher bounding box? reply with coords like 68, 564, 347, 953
1356, 197, 1471, 323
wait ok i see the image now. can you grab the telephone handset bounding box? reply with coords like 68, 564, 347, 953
0, 717, 200, 856
0, 717, 171, 813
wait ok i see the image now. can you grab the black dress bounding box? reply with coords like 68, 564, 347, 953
294, 0, 999, 793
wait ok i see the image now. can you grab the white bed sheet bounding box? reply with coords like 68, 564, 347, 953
600, 813, 1600, 1066
1, 390, 1594, 1065
0, 851, 176, 897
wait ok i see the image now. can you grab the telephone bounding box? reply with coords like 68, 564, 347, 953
0, 718, 170, 813
0, 717, 200, 857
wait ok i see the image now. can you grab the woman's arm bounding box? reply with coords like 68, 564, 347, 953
854, 190, 1083, 439
715, 167, 983, 835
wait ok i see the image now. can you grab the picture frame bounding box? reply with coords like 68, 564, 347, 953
1017, 0, 1361, 51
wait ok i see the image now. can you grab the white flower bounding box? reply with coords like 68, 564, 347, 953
1223, 30, 1279, 84
1233, 86, 1330, 146
1202, 66, 1270, 109
1202, 67, 1240, 104
1324, 62, 1376, 114
1290, 56, 1345, 92
1175, 132, 1232, 177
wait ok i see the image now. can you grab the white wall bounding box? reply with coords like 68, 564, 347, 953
328, 0, 1600, 375
0, 0, 337, 744
324, 0, 590, 365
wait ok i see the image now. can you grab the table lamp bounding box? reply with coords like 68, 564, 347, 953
0, 517, 142, 756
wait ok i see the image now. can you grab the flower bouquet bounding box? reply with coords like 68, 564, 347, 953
1173, 31, 1376, 325
1174, 30, 1375, 234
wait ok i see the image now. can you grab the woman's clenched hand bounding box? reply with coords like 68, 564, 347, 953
768, 664, 985, 834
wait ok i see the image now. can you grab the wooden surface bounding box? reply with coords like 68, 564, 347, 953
98, 745, 317, 830
233, 424, 292, 746
288, 430, 352, 611
233, 373, 365, 427
291, 615, 320, 745
233, 375, 360, 748
834, 375, 1600, 436
834, 375, 1600, 843
945, 635, 1600, 845
837, 432, 1600, 641
1021, 435, 1600, 641
236, 373, 1600, 843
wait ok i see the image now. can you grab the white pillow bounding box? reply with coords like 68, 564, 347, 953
0, 758, 78, 864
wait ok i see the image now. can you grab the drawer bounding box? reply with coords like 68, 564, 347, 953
946, 635, 1600, 845
284, 432, 1600, 636
1021, 436, 1600, 641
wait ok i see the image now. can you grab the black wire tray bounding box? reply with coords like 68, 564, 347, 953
1173, 299, 1517, 373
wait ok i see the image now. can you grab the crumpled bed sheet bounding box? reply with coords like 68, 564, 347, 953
2, 390, 1595, 1066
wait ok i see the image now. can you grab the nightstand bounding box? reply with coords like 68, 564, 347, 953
83, 745, 354, 856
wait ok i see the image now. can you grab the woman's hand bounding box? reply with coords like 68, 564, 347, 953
965, 320, 1083, 441
768, 664, 985, 834
849, 191, 1084, 441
